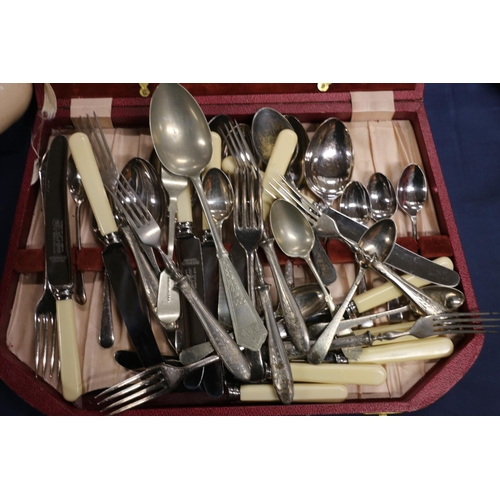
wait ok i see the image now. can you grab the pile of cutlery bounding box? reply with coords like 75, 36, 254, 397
34, 83, 499, 414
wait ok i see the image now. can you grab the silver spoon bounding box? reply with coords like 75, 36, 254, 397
366, 172, 400, 322
308, 218, 396, 364
339, 180, 372, 323
397, 163, 427, 239
67, 155, 87, 305
270, 198, 336, 315
367, 172, 397, 221
202, 167, 234, 327
150, 83, 268, 352
251, 107, 297, 166
304, 117, 354, 203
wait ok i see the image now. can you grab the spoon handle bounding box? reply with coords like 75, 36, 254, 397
74, 203, 87, 305
304, 256, 336, 315
192, 176, 268, 352
308, 267, 367, 365
260, 236, 310, 354
99, 270, 115, 349
369, 259, 447, 316
410, 214, 418, 240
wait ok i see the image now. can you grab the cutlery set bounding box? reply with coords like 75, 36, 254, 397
32, 83, 497, 414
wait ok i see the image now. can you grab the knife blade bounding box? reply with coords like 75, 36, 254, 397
176, 183, 206, 390
321, 205, 460, 287
44, 135, 82, 402
68, 132, 164, 368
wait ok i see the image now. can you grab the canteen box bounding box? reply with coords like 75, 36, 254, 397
0, 83, 481, 415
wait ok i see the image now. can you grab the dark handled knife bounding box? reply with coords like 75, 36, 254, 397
175, 184, 206, 390
322, 205, 460, 287
68, 132, 164, 368
44, 135, 82, 402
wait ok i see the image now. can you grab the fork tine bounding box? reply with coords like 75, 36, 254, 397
105, 385, 172, 416
48, 315, 57, 377
95, 366, 161, 400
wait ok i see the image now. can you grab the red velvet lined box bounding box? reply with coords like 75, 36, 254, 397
0, 83, 482, 415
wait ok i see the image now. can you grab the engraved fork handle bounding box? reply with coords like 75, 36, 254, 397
191, 176, 268, 352
260, 236, 310, 354
161, 255, 251, 382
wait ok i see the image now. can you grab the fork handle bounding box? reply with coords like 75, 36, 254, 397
55, 298, 83, 402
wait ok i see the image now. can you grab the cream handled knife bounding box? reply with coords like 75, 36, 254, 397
44, 135, 82, 402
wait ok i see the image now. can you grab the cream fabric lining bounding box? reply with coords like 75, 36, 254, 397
6, 120, 442, 401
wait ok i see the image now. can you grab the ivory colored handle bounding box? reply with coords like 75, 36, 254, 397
221, 156, 236, 177
239, 383, 348, 403
68, 133, 118, 237
56, 299, 83, 402
262, 129, 298, 220
177, 183, 193, 223
353, 256, 454, 313
202, 132, 222, 230
350, 336, 454, 364
290, 362, 386, 386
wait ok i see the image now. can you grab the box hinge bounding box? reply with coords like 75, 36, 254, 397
350, 90, 395, 122
70, 97, 113, 129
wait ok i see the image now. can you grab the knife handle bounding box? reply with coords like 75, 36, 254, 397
68, 132, 118, 237
177, 182, 193, 223
262, 129, 298, 221
352, 256, 454, 313
202, 132, 222, 231
290, 362, 386, 386
349, 336, 454, 364
221, 156, 236, 177
239, 383, 348, 403
55, 299, 82, 402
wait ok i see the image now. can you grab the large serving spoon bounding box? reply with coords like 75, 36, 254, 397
67, 156, 87, 305
304, 117, 354, 203
397, 163, 427, 239
270, 198, 336, 315
150, 83, 268, 352
308, 218, 396, 364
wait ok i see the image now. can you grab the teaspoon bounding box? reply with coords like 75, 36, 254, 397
397, 163, 427, 239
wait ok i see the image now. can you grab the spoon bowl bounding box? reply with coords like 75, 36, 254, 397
203, 167, 234, 234
397, 163, 428, 239
367, 172, 397, 221
357, 218, 396, 266
340, 180, 372, 224
251, 107, 297, 166
304, 117, 354, 202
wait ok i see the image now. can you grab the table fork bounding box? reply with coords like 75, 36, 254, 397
326, 311, 500, 350
96, 355, 221, 415
221, 122, 310, 355
35, 153, 58, 379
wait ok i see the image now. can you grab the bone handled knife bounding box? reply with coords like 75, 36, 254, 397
44, 135, 82, 402
68, 132, 164, 368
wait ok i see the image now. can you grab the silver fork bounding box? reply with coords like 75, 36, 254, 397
224, 121, 267, 380
101, 150, 251, 383
326, 311, 500, 350
35, 152, 58, 379
95, 355, 221, 415
222, 124, 310, 355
